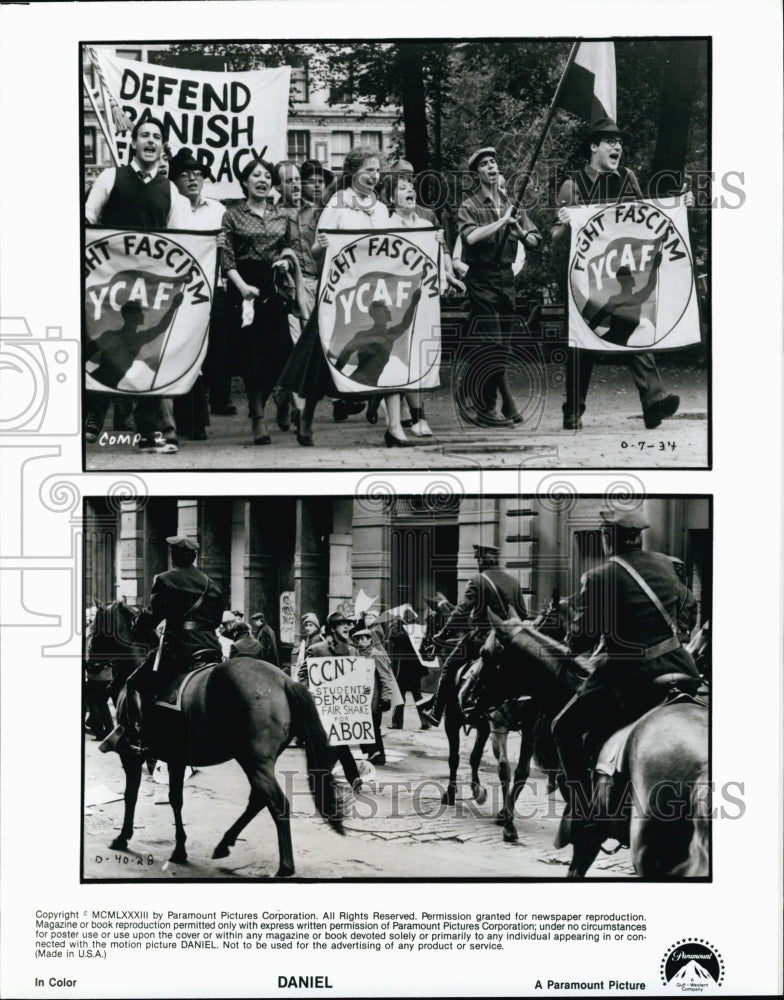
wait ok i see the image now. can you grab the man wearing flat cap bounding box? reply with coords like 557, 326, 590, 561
422, 542, 528, 727
552, 117, 683, 432
456, 146, 542, 426
552, 508, 701, 831
124, 535, 225, 754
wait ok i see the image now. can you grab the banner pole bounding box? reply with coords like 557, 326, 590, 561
497, 41, 580, 258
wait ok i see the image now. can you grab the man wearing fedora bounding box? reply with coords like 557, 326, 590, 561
552, 117, 684, 431
456, 147, 542, 427
552, 510, 701, 832
422, 543, 529, 727
123, 536, 225, 754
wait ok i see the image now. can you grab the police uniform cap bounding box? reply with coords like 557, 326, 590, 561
467, 146, 497, 172
166, 535, 199, 552
600, 510, 649, 531
473, 543, 500, 557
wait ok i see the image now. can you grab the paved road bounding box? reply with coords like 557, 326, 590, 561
85, 358, 707, 471
83, 702, 634, 881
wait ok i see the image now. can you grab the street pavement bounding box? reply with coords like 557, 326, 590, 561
83, 702, 634, 880
85, 357, 708, 471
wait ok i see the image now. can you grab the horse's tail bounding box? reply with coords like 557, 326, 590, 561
285, 681, 343, 834
672, 765, 711, 877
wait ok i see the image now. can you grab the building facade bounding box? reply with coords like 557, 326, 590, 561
84, 495, 711, 671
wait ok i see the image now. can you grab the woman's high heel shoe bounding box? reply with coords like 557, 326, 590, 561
384, 430, 415, 448
366, 397, 381, 424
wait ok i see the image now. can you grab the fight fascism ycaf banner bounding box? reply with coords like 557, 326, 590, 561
304, 655, 375, 746
84, 226, 218, 395
95, 50, 290, 199
566, 197, 701, 351
318, 228, 442, 393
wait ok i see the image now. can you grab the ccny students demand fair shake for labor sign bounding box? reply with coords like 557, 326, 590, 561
567, 198, 700, 351
304, 656, 375, 745
319, 229, 443, 394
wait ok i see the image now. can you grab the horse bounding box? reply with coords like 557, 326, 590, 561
90, 601, 343, 876
484, 610, 710, 878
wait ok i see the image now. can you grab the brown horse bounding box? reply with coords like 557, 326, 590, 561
92, 601, 342, 876
485, 611, 710, 878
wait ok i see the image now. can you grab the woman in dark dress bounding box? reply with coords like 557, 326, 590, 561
222, 158, 293, 444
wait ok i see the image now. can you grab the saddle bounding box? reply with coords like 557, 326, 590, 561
154, 662, 217, 712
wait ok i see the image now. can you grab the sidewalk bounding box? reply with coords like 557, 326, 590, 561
85, 357, 708, 472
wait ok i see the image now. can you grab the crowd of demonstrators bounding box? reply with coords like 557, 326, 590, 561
85, 114, 696, 452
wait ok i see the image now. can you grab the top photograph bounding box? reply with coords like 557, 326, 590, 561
81, 37, 710, 472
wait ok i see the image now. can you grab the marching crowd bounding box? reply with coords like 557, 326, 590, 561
84, 113, 690, 453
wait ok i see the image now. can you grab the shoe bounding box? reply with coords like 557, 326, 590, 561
211, 404, 237, 416
643, 393, 680, 429
368, 752, 386, 766
384, 430, 415, 448
252, 418, 271, 445
85, 431, 98, 444
410, 419, 433, 437
137, 438, 178, 454
562, 413, 582, 431
502, 411, 525, 425
332, 400, 350, 422
296, 433, 314, 447
420, 709, 441, 728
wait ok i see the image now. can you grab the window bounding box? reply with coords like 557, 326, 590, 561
115, 49, 142, 61
360, 131, 382, 151
290, 65, 309, 103
330, 131, 352, 171
287, 131, 310, 163
84, 126, 97, 166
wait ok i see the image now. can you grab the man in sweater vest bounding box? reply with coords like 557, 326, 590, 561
551, 118, 682, 432
85, 118, 188, 453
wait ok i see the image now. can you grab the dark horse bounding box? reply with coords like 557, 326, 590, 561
90, 601, 342, 876
484, 611, 710, 878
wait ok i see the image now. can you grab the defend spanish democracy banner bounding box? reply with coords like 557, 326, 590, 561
95, 50, 290, 199
566, 198, 701, 351
304, 655, 375, 745
318, 228, 442, 393
84, 226, 218, 396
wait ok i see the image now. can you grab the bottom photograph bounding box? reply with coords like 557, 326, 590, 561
82, 492, 711, 882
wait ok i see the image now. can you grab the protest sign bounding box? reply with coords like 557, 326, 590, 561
84, 226, 217, 395
404, 622, 439, 669
318, 228, 442, 393
567, 198, 700, 350
95, 50, 290, 199
305, 655, 375, 745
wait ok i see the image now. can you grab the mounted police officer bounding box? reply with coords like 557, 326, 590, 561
552, 509, 701, 827
124, 536, 224, 754
421, 544, 528, 727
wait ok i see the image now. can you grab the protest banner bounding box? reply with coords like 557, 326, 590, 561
404, 622, 439, 669
318, 228, 442, 393
305, 655, 375, 745
84, 226, 218, 395
95, 50, 290, 199
566, 197, 701, 350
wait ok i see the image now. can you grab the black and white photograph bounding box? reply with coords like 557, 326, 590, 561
81, 36, 711, 471
1, 0, 782, 997
82, 492, 712, 881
